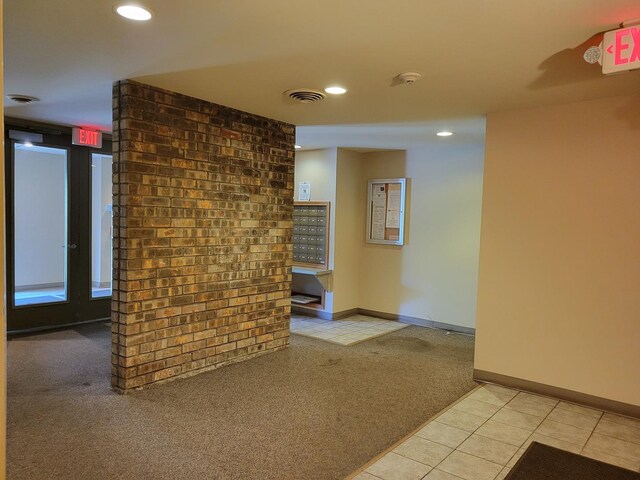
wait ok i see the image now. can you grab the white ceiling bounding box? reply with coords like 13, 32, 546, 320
4, 0, 640, 149
296, 118, 486, 151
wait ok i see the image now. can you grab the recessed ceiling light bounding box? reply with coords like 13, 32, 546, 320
294, 145, 302, 149
115, 4, 152, 21
324, 86, 347, 95
436, 131, 453, 137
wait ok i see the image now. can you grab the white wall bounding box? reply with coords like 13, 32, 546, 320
14, 147, 67, 288
358, 146, 484, 328
91, 154, 113, 287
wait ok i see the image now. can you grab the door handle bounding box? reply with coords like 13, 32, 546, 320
67, 244, 77, 249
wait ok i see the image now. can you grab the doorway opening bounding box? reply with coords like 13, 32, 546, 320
5, 121, 112, 332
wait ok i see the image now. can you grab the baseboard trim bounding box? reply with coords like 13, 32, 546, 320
291, 306, 359, 320
333, 308, 359, 320
474, 369, 640, 419
291, 306, 332, 320
357, 308, 475, 335
292, 305, 476, 334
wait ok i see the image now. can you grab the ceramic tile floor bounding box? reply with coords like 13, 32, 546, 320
290, 314, 409, 346
353, 384, 640, 480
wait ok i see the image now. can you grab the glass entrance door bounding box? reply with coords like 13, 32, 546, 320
13, 144, 69, 307
90, 153, 114, 299
6, 132, 112, 332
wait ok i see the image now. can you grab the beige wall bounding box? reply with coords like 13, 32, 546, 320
475, 94, 640, 406
333, 149, 365, 312
293, 149, 338, 312
293, 148, 337, 205
358, 147, 484, 328
293, 145, 485, 328
293, 148, 367, 314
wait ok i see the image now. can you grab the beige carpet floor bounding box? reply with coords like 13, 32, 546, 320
7, 321, 476, 480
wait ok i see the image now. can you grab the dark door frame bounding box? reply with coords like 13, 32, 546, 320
4, 119, 112, 333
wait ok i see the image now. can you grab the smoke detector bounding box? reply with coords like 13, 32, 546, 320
396, 72, 423, 85
284, 88, 327, 103
7, 94, 40, 104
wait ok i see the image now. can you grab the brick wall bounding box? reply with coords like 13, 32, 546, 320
111, 80, 294, 391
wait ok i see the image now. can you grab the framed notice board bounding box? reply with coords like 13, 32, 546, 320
366, 178, 407, 245
293, 202, 330, 268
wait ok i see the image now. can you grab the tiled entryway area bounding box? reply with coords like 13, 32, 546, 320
354, 384, 640, 479
291, 314, 409, 346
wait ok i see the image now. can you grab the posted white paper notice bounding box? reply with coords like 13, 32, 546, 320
385, 184, 401, 228
299, 182, 311, 201
371, 184, 387, 239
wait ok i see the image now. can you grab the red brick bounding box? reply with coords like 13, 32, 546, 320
112, 80, 293, 391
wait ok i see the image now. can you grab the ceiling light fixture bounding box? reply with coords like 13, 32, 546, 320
583, 46, 602, 64
115, 4, 152, 21
437, 131, 453, 137
294, 145, 302, 149
324, 86, 347, 95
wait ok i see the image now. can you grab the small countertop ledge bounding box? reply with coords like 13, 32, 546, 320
292, 267, 333, 291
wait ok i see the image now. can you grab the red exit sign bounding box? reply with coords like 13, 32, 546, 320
72, 127, 103, 148
602, 26, 640, 74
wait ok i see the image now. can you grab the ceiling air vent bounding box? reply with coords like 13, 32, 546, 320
7, 94, 40, 104
284, 88, 327, 104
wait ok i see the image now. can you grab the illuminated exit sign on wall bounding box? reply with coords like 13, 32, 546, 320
602, 26, 640, 74
72, 127, 103, 148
